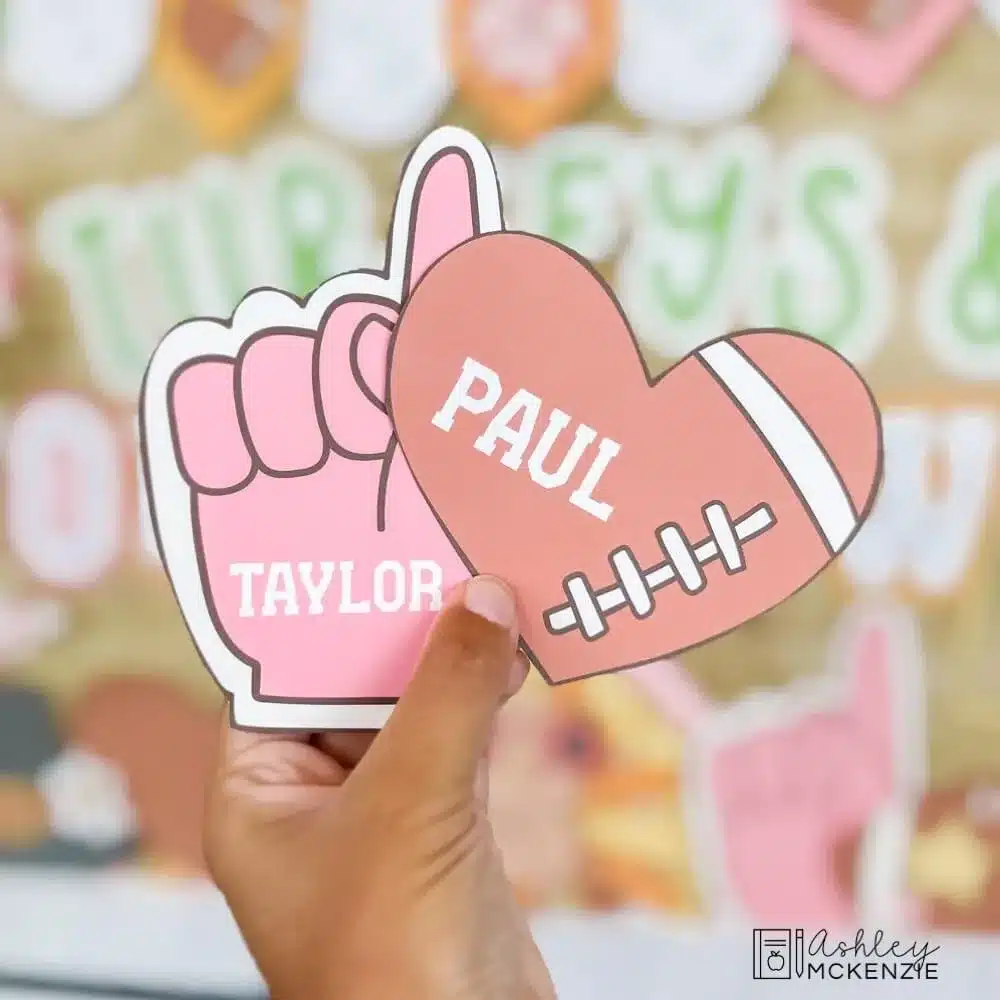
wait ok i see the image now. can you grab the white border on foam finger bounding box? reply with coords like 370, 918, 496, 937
682, 600, 927, 923
140, 125, 504, 731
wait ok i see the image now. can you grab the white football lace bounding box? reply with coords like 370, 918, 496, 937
544, 502, 777, 640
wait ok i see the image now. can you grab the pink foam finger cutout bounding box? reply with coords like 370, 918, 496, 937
403, 150, 481, 298
140, 126, 504, 730
168, 359, 252, 492
316, 299, 396, 457
354, 315, 393, 407
237, 332, 326, 474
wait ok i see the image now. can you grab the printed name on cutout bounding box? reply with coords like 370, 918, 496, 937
430, 357, 620, 522
13, 390, 994, 603
229, 560, 444, 618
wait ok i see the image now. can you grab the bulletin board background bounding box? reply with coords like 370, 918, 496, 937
4, 2, 1000, 996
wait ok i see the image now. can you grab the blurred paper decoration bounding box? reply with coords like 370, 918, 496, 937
70, 675, 219, 874
692, 604, 926, 927
0, 593, 67, 667
836, 784, 1000, 931
0, 684, 137, 867
920, 147, 1000, 381
982, 0, 1000, 30
786, 0, 972, 102
490, 668, 701, 914
614, 0, 789, 126
491, 673, 587, 908
297, 0, 452, 148
568, 673, 702, 912
1, 0, 156, 118
907, 785, 1000, 931
35, 747, 139, 852
0, 202, 22, 339
156, 0, 303, 145
449, 0, 617, 146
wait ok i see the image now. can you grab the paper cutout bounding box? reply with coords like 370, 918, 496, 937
37, 138, 378, 401
786, 0, 972, 101
490, 674, 587, 906
297, 0, 452, 147
907, 785, 1000, 930
0, 685, 62, 776
70, 677, 217, 872
391, 203, 883, 684
614, 0, 789, 126
0, 685, 136, 867
982, 0, 1000, 30
156, 0, 302, 145
628, 659, 713, 733
140, 127, 503, 730
0, 201, 22, 339
749, 134, 894, 367
35, 748, 138, 852
920, 147, 1000, 379
689, 603, 926, 926
615, 128, 771, 359
0, 593, 67, 667
1, 0, 156, 118
839, 406, 996, 595
492, 668, 698, 912
5, 392, 125, 588
449, 0, 616, 145
511, 126, 629, 263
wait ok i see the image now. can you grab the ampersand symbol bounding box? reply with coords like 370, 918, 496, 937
951, 185, 1000, 346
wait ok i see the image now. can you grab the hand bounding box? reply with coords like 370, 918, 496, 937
205, 576, 557, 1000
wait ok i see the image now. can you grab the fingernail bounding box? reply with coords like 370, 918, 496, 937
463, 576, 517, 631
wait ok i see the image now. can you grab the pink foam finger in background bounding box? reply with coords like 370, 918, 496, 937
707, 618, 898, 926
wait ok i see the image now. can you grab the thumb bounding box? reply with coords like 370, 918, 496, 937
360, 576, 524, 801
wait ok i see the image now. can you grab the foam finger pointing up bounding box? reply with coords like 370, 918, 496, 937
316, 298, 396, 458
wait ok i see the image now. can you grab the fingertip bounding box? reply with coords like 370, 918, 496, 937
462, 575, 518, 633
505, 652, 530, 699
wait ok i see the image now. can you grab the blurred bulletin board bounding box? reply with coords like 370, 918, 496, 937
3, 1, 1000, 987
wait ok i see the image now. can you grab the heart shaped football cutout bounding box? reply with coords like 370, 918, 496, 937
389, 233, 882, 685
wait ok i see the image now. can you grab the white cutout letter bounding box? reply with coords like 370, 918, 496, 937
841, 409, 995, 593
528, 410, 598, 489
474, 389, 542, 470
569, 437, 621, 522
410, 561, 443, 611
262, 562, 300, 617
373, 561, 406, 612
339, 561, 371, 613
431, 358, 503, 432
231, 563, 265, 618
298, 561, 336, 614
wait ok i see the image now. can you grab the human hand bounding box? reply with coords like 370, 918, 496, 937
205, 575, 557, 1000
